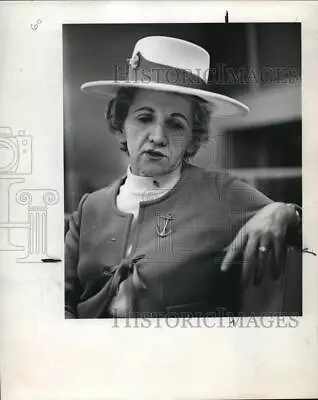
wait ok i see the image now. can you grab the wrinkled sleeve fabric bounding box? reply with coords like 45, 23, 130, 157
221, 174, 302, 247
65, 193, 89, 319
220, 174, 273, 233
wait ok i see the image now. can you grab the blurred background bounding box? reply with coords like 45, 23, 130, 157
63, 23, 301, 216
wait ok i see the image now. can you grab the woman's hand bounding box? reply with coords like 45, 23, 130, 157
220, 202, 300, 287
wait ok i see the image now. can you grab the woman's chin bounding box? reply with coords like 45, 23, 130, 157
138, 162, 169, 177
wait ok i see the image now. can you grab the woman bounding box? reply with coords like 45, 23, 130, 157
65, 36, 301, 319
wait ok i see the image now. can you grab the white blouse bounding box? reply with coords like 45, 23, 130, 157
116, 164, 182, 221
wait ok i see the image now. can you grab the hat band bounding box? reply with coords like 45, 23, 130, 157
127, 52, 207, 91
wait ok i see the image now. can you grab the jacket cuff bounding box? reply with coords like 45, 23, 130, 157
286, 203, 302, 248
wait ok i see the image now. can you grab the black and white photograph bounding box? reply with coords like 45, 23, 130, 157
1, 1, 318, 398
63, 23, 302, 320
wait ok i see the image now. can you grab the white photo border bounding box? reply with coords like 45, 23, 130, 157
0, 1, 317, 399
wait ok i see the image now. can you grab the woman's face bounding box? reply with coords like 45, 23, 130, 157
122, 89, 194, 177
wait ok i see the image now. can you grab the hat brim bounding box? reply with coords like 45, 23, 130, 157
81, 80, 249, 117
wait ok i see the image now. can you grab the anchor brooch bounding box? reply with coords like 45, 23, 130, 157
156, 213, 175, 238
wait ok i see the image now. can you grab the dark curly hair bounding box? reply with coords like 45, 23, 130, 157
105, 87, 212, 159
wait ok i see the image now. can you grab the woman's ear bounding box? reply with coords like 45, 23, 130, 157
186, 138, 200, 157
121, 125, 127, 139
114, 127, 129, 154
115, 126, 126, 142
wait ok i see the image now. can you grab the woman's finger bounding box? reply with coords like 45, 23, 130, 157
221, 230, 248, 272
272, 237, 286, 280
255, 231, 272, 285
254, 241, 271, 286
241, 236, 259, 288
272, 235, 284, 279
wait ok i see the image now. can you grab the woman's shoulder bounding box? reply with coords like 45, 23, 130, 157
184, 162, 238, 186
184, 163, 271, 203
80, 176, 124, 210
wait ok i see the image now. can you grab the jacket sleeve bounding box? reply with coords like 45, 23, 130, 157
222, 175, 273, 232
222, 175, 302, 247
65, 193, 89, 318
285, 204, 302, 248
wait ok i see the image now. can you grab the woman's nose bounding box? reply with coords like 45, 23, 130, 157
148, 122, 167, 146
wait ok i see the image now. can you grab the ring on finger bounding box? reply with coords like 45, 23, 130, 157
258, 245, 269, 253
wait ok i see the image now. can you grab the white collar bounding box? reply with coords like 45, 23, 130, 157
123, 164, 182, 194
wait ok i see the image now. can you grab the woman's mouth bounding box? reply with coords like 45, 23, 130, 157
143, 150, 166, 160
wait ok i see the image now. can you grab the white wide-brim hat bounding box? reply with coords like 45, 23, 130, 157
81, 36, 249, 117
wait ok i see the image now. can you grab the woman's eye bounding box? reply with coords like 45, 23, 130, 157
167, 120, 185, 130
136, 114, 153, 123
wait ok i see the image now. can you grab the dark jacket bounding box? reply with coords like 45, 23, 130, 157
65, 163, 273, 318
